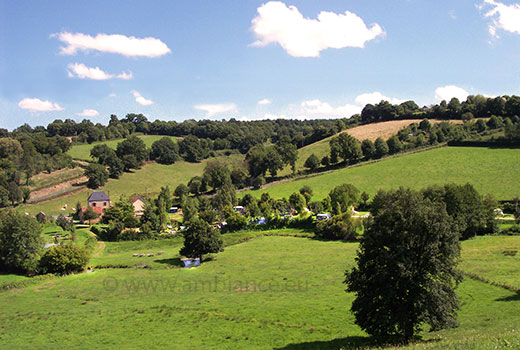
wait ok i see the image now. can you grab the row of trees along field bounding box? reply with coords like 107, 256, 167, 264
303, 116, 520, 173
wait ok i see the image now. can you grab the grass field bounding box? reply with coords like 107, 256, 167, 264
0, 233, 519, 349
20, 153, 244, 216
246, 146, 520, 201
67, 135, 179, 161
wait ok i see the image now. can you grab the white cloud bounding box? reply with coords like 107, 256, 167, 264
53, 32, 171, 57
132, 91, 154, 106
482, 0, 520, 37
354, 92, 406, 106
77, 109, 99, 117
18, 98, 63, 112
251, 1, 384, 57
195, 103, 237, 118
258, 98, 272, 105
300, 99, 361, 117
435, 85, 469, 102
116, 71, 133, 80
67, 63, 133, 80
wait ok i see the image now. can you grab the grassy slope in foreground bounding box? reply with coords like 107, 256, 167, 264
67, 135, 179, 161
0, 235, 519, 349
21, 153, 244, 216
245, 146, 520, 201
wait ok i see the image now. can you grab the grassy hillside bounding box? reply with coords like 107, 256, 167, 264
246, 146, 520, 201
0, 234, 519, 349
21, 153, 244, 216
68, 135, 179, 160
279, 119, 464, 176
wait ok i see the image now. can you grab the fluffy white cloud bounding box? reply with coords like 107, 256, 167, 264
482, 0, 520, 37
435, 85, 469, 102
53, 32, 171, 57
132, 91, 154, 106
18, 98, 63, 112
251, 1, 384, 57
354, 92, 406, 106
300, 99, 361, 117
195, 104, 237, 118
258, 98, 272, 105
76, 109, 99, 117
67, 63, 133, 80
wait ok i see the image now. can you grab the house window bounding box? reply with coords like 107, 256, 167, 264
104, 202, 107, 206
93, 203, 96, 207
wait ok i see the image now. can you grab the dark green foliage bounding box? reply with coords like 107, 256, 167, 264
419, 119, 431, 131
374, 137, 389, 158
150, 137, 179, 164
299, 185, 313, 204
230, 167, 249, 189
330, 133, 362, 164
212, 183, 237, 210
361, 139, 376, 160
39, 245, 89, 274
314, 212, 357, 241
386, 135, 403, 154
174, 184, 189, 199
199, 210, 218, 225
179, 135, 209, 162
116, 135, 148, 168
84, 163, 108, 189
252, 176, 265, 189
328, 183, 360, 215
240, 194, 262, 217
180, 218, 223, 259
289, 192, 306, 213
182, 197, 200, 222
304, 153, 320, 171
423, 183, 495, 239
188, 176, 203, 195
223, 208, 249, 232
203, 160, 231, 189
0, 210, 43, 273
345, 188, 462, 342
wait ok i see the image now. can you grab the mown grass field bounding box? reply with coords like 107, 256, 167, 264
247, 146, 520, 201
67, 135, 179, 161
21, 153, 244, 216
0, 233, 519, 349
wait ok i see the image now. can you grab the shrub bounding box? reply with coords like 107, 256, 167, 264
314, 212, 357, 241
39, 245, 90, 274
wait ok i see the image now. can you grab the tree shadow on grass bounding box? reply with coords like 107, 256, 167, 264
496, 290, 520, 302
275, 336, 440, 350
154, 257, 183, 267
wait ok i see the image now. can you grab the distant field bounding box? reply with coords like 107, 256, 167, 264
68, 135, 179, 160
0, 234, 519, 349
246, 146, 520, 201
21, 153, 244, 216
280, 119, 461, 175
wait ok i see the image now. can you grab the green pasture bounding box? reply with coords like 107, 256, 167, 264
67, 135, 179, 161
0, 233, 519, 349
21, 153, 244, 216
244, 146, 520, 201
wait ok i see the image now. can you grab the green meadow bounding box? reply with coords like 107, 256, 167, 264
0, 233, 519, 349
21, 153, 244, 216
67, 135, 179, 161
244, 146, 520, 201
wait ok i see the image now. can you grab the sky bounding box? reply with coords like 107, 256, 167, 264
1, 0, 520, 130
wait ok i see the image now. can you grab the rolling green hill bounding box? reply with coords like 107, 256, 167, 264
244, 146, 520, 201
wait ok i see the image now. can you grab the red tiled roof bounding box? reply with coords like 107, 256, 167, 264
130, 195, 145, 204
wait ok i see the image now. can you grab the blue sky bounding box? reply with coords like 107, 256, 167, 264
1, 0, 520, 129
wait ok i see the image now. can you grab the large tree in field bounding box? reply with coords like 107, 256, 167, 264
84, 163, 108, 189
0, 210, 43, 273
180, 218, 223, 260
345, 188, 462, 342
116, 135, 148, 168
